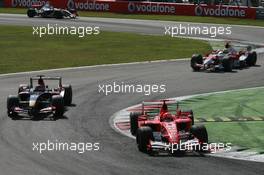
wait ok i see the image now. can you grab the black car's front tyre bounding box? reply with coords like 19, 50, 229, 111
52, 95, 64, 119
54, 11, 63, 19
7, 95, 19, 119
27, 9, 37, 18
136, 126, 153, 153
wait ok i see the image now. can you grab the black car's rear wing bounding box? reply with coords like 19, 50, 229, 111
30, 75, 62, 88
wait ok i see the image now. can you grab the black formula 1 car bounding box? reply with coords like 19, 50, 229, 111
27, 3, 78, 19
7, 75, 72, 120
191, 47, 257, 72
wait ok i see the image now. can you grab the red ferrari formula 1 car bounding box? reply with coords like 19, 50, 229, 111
129, 100, 208, 155
191, 46, 257, 72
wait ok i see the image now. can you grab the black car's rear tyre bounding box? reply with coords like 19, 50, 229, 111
27, 9, 37, 17
222, 58, 233, 72
52, 95, 64, 118
54, 11, 63, 19
63, 85, 72, 106
136, 126, 153, 153
130, 112, 141, 136
191, 54, 203, 71
7, 95, 19, 119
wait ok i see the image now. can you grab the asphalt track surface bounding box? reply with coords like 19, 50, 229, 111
0, 14, 264, 45
0, 14, 264, 175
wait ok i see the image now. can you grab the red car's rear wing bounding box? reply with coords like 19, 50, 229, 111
127, 99, 178, 115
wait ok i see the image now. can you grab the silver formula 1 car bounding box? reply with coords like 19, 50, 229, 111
7, 75, 72, 120
191, 46, 257, 72
27, 3, 78, 19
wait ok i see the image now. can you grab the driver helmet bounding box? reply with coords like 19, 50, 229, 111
38, 78, 45, 86
160, 112, 173, 121
225, 42, 231, 49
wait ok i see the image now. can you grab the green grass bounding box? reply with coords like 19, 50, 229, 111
0, 25, 211, 74
1, 8, 264, 27
148, 87, 264, 152
180, 87, 264, 152
205, 122, 264, 152
180, 88, 264, 119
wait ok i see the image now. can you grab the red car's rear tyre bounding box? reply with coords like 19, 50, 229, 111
182, 109, 194, 125
130, 112, 141, 136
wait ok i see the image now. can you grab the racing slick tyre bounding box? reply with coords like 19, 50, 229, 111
54, 11, 63, 19
136, 126, 153, 154
246, 51, 257, 66
191, 54, 203, 71
63, 85, 72, 106
52, 95, 64, 119
239, 61, 246, 69
222, 58, 233, 72
7, 95, 19, 119
130, 112, 141, 136
27, 9, 37, 18
191, 125, 208, 152
182, 110, 194, 125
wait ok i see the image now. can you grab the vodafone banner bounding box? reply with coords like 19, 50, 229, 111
4, 0, 256, 19
194, 5, 256, 19
3, 0, 66, 8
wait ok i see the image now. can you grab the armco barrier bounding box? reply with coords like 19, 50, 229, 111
3, 0, 257, 19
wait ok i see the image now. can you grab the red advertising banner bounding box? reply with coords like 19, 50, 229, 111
3, 0, 256, 19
